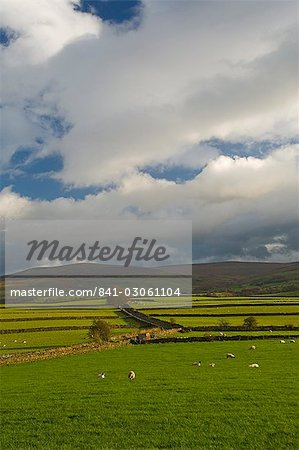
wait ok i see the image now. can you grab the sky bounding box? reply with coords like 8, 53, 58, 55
0, 0, 298, 263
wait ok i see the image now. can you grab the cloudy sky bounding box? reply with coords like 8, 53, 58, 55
0, 0, 298, 262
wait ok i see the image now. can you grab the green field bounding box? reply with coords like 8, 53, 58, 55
1, 341, 298, 449
172, 330, 299, 338
1, 298, 298, 357
146, 305, 299, 315
0, 308, 141, 355
155, 315, 299, 327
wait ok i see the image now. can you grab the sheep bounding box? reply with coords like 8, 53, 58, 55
290, 339, 296, 343
226, 353, 235, 359
23, 340, 27, 344
249, 345, 256, 350
128, 371, 136, 381
280, 340, 286, 344
192, 361, 201, 366
3, 344, 6, 347
209, 363, 216, 368
269, 330, 273, 333
249, 363, 259, 368
14, 340, 17, 343
97, 372, 105, 379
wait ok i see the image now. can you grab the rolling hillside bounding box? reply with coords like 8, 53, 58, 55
1, 261, 298, 300
192, 261, 299, 295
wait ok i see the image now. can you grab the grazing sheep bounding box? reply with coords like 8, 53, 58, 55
226, 353, 235, 359
249, 363, 259, 368
3, 344, 6, 347
23, 340, 26, 344
14, 340, 17, 343
249, 345, 256, 350
290, 339, 296, 343
280, 340, 286, 344
269, 330, 273, 333
219, 332, 224, 336
192, 361, 201, 366
209, 363, 216, 368
97, 372, 105, 379
128, 371, 136, 380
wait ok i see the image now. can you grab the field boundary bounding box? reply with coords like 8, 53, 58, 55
0, 315, 118, 322
186, 325, 299, 331
120, 306, 182, 329
149, 335, 299, 344
0, 324, 131, 334
151, 312, 299, 317
0, 340, 130, 366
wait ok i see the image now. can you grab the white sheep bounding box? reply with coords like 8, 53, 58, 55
209, 363, 216, 367
290, 339, 296, 343
23, 340, 27, 344
249, 363, 259, 368
226, 353, 235, 359
128, 371, 136, 380
192, 361, 201, 366
97, 372, 105, 379
249, 345, 256, 350
280, 340, 285, 344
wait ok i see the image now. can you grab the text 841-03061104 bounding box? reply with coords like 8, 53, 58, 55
98, 287, 181, 297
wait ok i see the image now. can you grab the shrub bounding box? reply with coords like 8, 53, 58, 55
88, 319, 112, 343
243, 316, 258, 330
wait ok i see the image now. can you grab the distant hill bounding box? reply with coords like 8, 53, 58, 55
2, 261, 298, 298
6, 262, 190, 277
192, 261, 299, 295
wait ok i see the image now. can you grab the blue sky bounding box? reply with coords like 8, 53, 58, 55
75, 0, 141, 23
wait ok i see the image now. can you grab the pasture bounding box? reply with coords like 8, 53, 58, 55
1, 297, 299, 355
0, 341, 298, 449
0, 308, 141, 354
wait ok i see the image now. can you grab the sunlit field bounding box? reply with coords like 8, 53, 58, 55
1, 341, 298, 450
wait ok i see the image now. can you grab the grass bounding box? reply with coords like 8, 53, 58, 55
0, 330, 90, 354
157, 315, 299, 327
0, 308, 120, 319
0, 341, 298, 449
172, 330, 299, 338
1, 299, 298, 355
0, 317, 133, 330
0, 328, 139, 355
144, 305, 299, 315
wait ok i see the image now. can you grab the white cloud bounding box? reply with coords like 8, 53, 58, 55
0, 1, 298, 261
1, 145, 298, 260
0, 0, 101, 65
0, 0, 297, 185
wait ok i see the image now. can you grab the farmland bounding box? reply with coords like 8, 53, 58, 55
1, 341, 298, 449
0, 308, 141, 354
1, 296, 299, 355
0, 290, 298, 449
